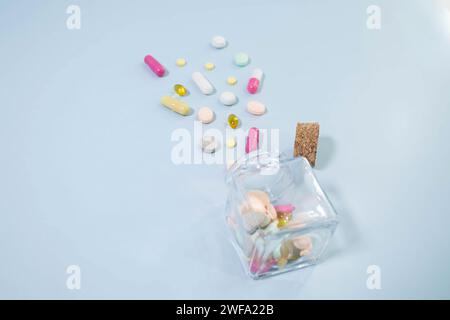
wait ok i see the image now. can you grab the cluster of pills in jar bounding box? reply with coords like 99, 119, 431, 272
144, 35, 269, 153
237, 189, 312, 273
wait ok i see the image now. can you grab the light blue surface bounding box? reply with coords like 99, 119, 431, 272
1, 0, 450, 299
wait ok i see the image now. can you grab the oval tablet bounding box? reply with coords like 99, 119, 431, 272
176, 58, 186, 67
192, 72, 214, 95
219, 91, 237, 106
247, 100, 266, 115
211, 35, 227, 49
197, 107, 214, 124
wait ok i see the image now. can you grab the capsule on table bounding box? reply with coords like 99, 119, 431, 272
247, 69, 263, 94
245, 127, 259, 153
160, 96, 190, 116
144, 54, 166, 77
192, 72, 214, 95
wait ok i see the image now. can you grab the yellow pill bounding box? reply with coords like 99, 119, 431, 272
226, 137, 236, 148
227, 76, 237, 85
174, 84, 187, 96
204, 62, 215, 71
228, 114, 239, 129
160, 96, 190, 116
176, 58, 186, 67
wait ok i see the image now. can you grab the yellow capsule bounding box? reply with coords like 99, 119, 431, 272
174, 84, 187, 96
160, 96, 190, 116
228, 114, 239, 129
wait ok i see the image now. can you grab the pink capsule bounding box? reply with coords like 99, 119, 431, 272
274, 204, 296, 213
144, 54, 166, 77
245, 127, 259, 154
247, 69, 263, 94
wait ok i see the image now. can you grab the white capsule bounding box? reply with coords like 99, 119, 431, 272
192, 72, 214, 95
252, 69, 263, 81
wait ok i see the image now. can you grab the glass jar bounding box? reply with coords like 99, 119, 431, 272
225, 151, 339, 279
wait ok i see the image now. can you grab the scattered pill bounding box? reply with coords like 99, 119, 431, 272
247, 100, 266, 115
176, 58, 186, 67
277, 217, 289, 228
245, 127, 259, 153
247, 69, 263, 94
277, 212, 292, 228
144, 54, 166, 77
160, 96, 190, 116
174, 84, 188, 96
241, 190, 277, 221
197, 107, 214, 124
228, 114, 240, 129
219, 91, 237, 106
234, 52, 250, 67
204, 62, 215, 71
211, 35, 227, 49
292, 236, 313, 257
226, 137, 236, 148
192, 72, 214, 95
201, 135, 218, 153
227, 76, 237, 85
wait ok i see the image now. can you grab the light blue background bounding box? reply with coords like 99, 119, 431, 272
1, 0, 450, 299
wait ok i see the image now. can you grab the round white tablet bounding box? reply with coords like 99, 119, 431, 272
219, 91, 237, 106
197, 107, 214, 124
211, 36, 227, 49
247, 100, 266, 115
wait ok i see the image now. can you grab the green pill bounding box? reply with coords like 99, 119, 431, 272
234, 52, 250, 67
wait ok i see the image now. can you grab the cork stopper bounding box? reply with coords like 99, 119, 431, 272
293, 122, 320, 167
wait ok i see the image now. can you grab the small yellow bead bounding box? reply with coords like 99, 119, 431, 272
277, 218, 288, 228
227, 76, 237, 85
176, 58, 186, 67
226, 137, 236, 148
227, 114, 239, 129
204, 62, 215, 71
174, 84, 187, 96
